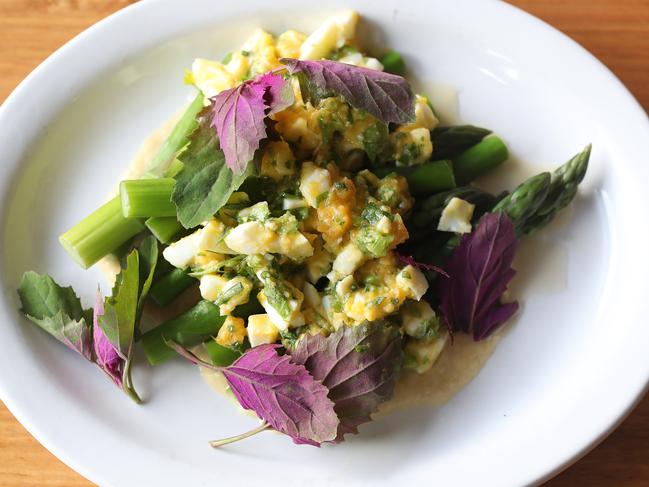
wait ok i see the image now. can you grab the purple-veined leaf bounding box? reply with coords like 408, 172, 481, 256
395, 252, 449, 277
280, 58, 415, 124
222, 344, 339, 445
290, 322, 403, 441
436, 212, 519, 340
93, 290, 123, 387
255, 72, 294, 115
210, 72, 294, 174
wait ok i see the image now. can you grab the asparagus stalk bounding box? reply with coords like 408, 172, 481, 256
431, 125, 492, 159
120, 178, 176, 218
204, 339, 241, 366
58, 197, 145, 269
374, 160, 456, 196
522, 145, 591, 234
413, 186, 499, 228
403, 160, 456, 196
492, 172, 552, 236
149, 268, 196, 307
141, 300, 224, 365
380, 50, 406, 75
453, 136, 509, 185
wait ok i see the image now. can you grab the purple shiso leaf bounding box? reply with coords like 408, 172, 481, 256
436, 212, 519, 341
221, 344, 339, 446
280, 58, 415, 124
93, 290, 124, 387
395, 252, 449, 277
290, 322, 402, 441
211, 82, 267, 175
255, 72, 294, 115
210, 72, 294, 174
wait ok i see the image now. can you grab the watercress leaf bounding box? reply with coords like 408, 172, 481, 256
222, 344, 339, 445
436, 212, 519, 340
280, 58, 415, 124
17, 272, 93, 360
172, 114, 254, 228
93, 290, 123, 386
290, 321, 403, 441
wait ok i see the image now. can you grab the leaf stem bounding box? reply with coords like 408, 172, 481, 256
209, 422, 270, 448
122, 349, 142, 404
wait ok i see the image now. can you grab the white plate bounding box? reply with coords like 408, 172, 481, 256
1, 1, 648, 486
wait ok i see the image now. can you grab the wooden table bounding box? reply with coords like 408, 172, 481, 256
1, 1, 648, 485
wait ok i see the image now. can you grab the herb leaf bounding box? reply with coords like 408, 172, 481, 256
17, 272, 93, 360
172, 113, 254, 228
93, 290, 123, 386
98, 250, 139, 357
210, 72, 294, 174
96, 250, 143, 402
290, 322, 403, 440
222, 344, 339, 445
280, 58, 415, 124
436, 212, 519, 340
137, 235, 158, 317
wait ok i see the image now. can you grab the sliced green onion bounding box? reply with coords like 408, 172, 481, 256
149, 268, 196, 307
145, 216, 184, 244
120, 178, 176, 218
59, 197, 144, 269
144, 92, 204, 177
380, 50, 406, 75
141, 300, 224, 365
214, 282, 244, 306
453, 136, 509, 185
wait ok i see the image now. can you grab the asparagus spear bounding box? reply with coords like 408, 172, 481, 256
412, 186, 499, 228
492, 172, 552, 236
522, 145, 591, 234
452, 136, 509, 185
431, 125, 492, 160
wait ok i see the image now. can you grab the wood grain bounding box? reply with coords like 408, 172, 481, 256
1, 1, 647, 486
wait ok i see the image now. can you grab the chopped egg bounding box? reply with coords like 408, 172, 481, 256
299, 11, 359, 60
162, 231, 202, 269
404, 335, 449, 373
257, 284, 305, 331
197, 218, 233, 254
328, 243, 365, 282
299, 162, 332, 207
260, 141, 297, 181
276, 30, 307, 59
247, 314, 280, 347
224, 215, 314, 261
190, 59, 236, 99
396, 265, 429, 300
438, 197, 475, 234
401, 300, 438, 339
216, 316, 247, 348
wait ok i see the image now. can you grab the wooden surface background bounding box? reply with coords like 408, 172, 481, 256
1, 1, 648, 485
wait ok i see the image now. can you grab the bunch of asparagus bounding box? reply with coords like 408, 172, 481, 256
404, 143, 591, 266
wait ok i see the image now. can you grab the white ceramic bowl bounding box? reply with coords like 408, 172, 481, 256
1, 1, 648, 486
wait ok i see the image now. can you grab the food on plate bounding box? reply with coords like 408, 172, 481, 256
17, 11, 590, 446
